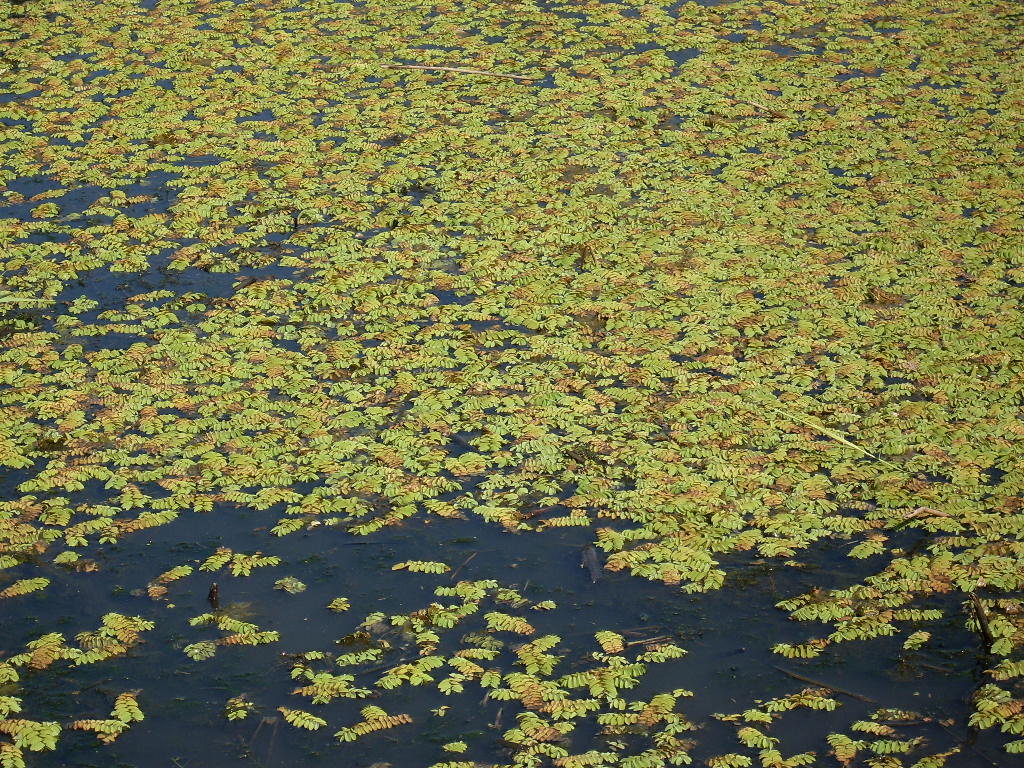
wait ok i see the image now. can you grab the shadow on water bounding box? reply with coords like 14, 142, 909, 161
3, 497, 1003, 767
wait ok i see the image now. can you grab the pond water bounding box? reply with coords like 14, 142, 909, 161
5, 508, 1005, 767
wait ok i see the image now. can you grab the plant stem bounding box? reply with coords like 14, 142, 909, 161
381, 64, 539, 81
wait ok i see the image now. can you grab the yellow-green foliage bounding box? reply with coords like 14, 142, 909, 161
70, 692, 142, 744
485, 613, 536, 636
327, 597, 350, 613
334, 706, 413, 742
146, 564, 193, 599
1, 0, 1023, 762
224, 696, 253, 722
595, 631, 625, 655
184, 613, 279, 660
0, 580, 49, 600
74, 614, 155, 662
265, 581, 696, 765
0, 720, 59, 753
278, 707, 327, 731
274, 576, 306, 594
392, 560, 451, 574
200, 548, 280, 577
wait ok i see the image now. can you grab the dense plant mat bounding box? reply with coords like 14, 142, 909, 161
1, 0, 1023, 765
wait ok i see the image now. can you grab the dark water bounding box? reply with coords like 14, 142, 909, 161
1, 493, 1003, 767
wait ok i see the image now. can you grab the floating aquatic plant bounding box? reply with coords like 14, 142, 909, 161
1, 0, 1022, 763
70, 692, 144, 745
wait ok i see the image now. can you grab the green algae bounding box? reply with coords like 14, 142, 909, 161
1, 0, 1024, 765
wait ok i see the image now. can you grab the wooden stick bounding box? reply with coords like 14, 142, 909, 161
877, 717, 929, 727
380, 64, 539, 81
969, 593, 995, 650
626, 635, 672, 647
523, 505, 556, 520
911, 506, 952, 518
903, 506, 953, 522
728, 96, 787, 119
621, 625, 664, 636
891, 506, 953, 531
772, 665, 876, 703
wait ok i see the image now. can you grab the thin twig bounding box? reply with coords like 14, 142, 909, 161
379, 64, 540, 81
969, 593, 995, 650
727, 96, 787, 119
911, 506, 952, 518
769, 406, 898, 468
74, 676, 113, 694
876, 718, 929, 727
449, 552, 477, 582
890, 506, 954, 531
626, 635, 672, 647
524, 505, 556, 520
772, 665, 876, 703
621, 625, 664, 636
362, 656, 414, 678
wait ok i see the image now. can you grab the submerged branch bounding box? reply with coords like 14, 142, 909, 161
969, 593, 995, 650
772, 665, 876, 703
449, 552, 478, 582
